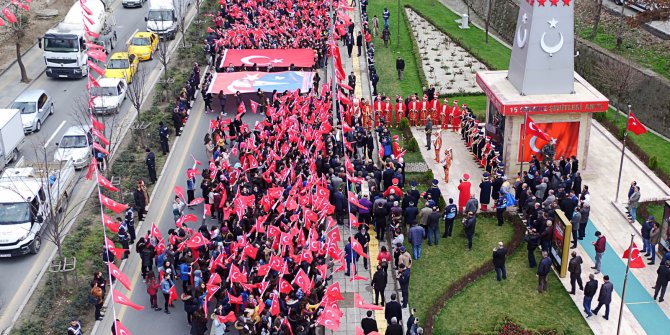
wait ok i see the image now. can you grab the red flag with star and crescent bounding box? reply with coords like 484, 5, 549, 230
524, 114, 551, 142
112, 289, 144, 311
627, 112, 647, 136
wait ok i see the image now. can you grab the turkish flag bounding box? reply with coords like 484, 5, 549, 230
279, 278, 293, 294
622, 242, 646, 268
237, 102, 246, 114
108, 262, 131, 290
92, 128, 109, 146
112, 289, 144, 311
85, 156, 97, 180
293, 268, 312, 293
168, 286, 178, 305
105, 237, 125, 260
103, 215, 120, 233
318, 305, 342, 331
151, 223, 162, 240
524, 114, 551, 142
92, 142, 109, 157
205, 284, 219, 302
228, 293, 243, 304
627, 112, 647, 135
185, 232, 210, 248
354, 293, 383, 310
114, 320, 132, 335
97, 174, 119, 192
217, 311, 237, 323
229, 264, 248, 283
243, 244, 258, 259
189, 197, 205, 206
348, 191, 367, 210
100, 194, 128, 214
270, 294, 280, 316
246, 155, 259, 170
2, 7, 17, 24
325, 283, 344, 301
327, 228, 340, 244
249, 100, 259, 114
351, 239, 368, 259
91, 116, 105, 132
257, 263, 270, 277
174, 186, 186, 201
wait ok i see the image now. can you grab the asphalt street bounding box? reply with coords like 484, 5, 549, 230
0, 1, 199, 332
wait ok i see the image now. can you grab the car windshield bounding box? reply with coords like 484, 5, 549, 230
108, 59, 129, 69
44, 37, 79, 52
0, 203, 31, 225
131, 37, 151, 46
148, 10, 173, 21
59, 135, 88, 148
91, 87, 118, 97
10, 101, 37, 114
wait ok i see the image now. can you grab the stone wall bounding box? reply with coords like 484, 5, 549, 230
463, 0, 670, 138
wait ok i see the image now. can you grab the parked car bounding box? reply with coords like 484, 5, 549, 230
105, 52, 139, 84
91, 78, 127, 115
54, 126, 93, 170
9, 89, 54, 133
128, 32, 159, 61
122, 0, 147, 8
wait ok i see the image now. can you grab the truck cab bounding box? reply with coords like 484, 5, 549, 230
145, 0, 190, 40
0, 160, 75, 257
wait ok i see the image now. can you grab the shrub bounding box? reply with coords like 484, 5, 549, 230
407, 138, 419, 152
399, 117, 410, 131
14, 320, 44, 335
649, 155, 658, 170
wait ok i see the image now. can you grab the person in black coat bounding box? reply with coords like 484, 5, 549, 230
356, 31, 363, 56
372, 264, 387, 305
491, 174, 504, 207
654, 261, 670, 302
384, 294, 402, 326
584, 273, 598, 317
361, 310, 378, 334
479, 173, 492, 211
492, 242, 507, 281
386, 318, 403, 335
572, 172, 582, 196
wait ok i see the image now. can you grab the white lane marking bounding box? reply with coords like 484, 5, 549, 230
44, 120, 66, 148
126, 28, 139, 46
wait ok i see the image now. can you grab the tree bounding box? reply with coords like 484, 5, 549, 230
3, 5, 31, 83
596, 58, 643, 122
157, 37, 171, 78
591, 0, 605, 39
174, 0, 190, 47
127, 67, 147, 118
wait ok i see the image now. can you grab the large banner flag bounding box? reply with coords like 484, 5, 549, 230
518, 121, 580, 162
207, 71, 315, 95
220, 48, 316, 68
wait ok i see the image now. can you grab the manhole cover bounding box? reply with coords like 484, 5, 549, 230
340, 292, 355, 308
405, 162, 429, 172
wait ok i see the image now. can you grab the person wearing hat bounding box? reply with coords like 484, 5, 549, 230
398, 245, 412, 270
479, 172, 492, 211
394, 95, 405, 128
383, 178, 403, 198
450, 99, 461, 132
419, 94, 429, 126
430, 93, 440, 122
433, 131, 443, 163
397, 263, 411, 308
424, 179, 442, 206
491, 172, 504, 209
383, 96, 393, 125
457, 174, 472, 212
440, 98, 450, 129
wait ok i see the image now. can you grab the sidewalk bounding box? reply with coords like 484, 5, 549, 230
0, 43, 47, 107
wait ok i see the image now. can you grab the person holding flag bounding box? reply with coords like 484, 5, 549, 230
161, 273, 176, 314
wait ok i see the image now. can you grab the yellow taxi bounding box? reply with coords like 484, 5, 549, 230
128, 32, 159, 61
105, 52, 139, 84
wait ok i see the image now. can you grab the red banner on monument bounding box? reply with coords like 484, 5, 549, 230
518, 121, 580, 162
220, 49, 315, 68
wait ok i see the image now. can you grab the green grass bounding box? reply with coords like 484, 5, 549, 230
577, 25, 670, 81
435, 244, 593, 335
599, 107, 670, 178
406, 216, 516, 324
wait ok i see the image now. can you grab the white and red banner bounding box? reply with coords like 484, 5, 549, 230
220, 48, 315, 68
207, 71, 315, 95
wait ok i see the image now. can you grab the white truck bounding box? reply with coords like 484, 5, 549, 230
0, 159, 76, 257
145, 0, 190, 40
0, 109, 26, 172
40, 0, 117, 79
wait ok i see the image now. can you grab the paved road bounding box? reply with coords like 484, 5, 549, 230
0, 1, 198, 332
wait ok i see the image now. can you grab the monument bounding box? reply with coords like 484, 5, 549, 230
476, 0, 609, 175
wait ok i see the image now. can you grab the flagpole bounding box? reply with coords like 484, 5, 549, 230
519, 110, 527, 175
330, 0, 338, 130
614, 104, 631, 203
617, 233, 635, 335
